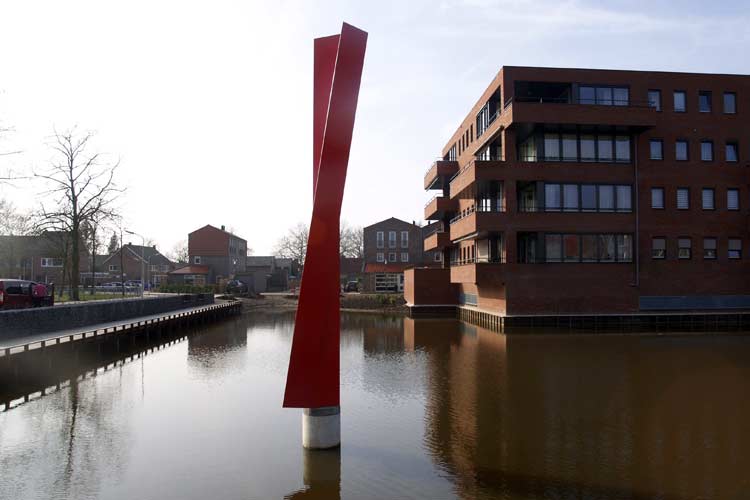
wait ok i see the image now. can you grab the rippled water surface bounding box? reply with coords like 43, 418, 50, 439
1, 312, 749, 499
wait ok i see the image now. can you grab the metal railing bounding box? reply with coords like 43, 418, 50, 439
505, 96, 653, 108
424, 157, 457, 176
451, 256, 505, 266
449, 203, 505, 225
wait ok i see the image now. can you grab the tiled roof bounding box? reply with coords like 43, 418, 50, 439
169, 265, 210, 275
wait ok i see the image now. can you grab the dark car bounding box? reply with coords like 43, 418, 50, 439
0, 279, 54, 309
344, 281, 359, 292
226, 280, 249, 294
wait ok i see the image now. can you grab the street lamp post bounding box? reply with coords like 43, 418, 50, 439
125, 229, 145, 298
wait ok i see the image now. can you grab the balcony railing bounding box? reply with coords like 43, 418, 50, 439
424, 157, 456, 176
450, 256, 505, 266
424, 221, 446, 236
449, 203, 505, 224
505, 96, 653, 108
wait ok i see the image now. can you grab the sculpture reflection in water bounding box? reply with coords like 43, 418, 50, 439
284, 448, 341, 500
406, 317, 750, 500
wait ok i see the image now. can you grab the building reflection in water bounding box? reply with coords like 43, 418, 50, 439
407, 317, 750, 500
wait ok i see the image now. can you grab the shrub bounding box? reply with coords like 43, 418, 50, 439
158, 283, 217, 294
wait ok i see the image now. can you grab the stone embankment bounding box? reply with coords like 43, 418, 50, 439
235, 293, 407, 314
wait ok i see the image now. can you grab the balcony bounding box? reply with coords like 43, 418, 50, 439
449, 159, 505, 199
449, 206, 507, 241
424, 160, 459, 190
450, 259, 505, 284
424, 229, 451, 251
424, 195, 457, 221
501, 96, 657, 130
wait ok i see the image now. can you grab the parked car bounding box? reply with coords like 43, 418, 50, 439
0, 279, 54, 309
344, 281, 359, 292
226, 280, 249, 294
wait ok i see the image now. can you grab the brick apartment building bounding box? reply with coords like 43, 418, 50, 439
0, 232, 88, 284
410, 66, 750, 316
181, 224, 247, 285
363, 217, 441, 292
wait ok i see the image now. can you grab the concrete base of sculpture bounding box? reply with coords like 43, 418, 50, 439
302, 406, 341, 449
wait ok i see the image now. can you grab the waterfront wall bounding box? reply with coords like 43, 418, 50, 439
0, 294, 214, 341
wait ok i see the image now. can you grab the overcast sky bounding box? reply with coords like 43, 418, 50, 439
1, 0, 748, 255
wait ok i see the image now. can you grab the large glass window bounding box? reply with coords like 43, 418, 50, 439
615, 135, 631, 162
616, 185, 632, 212
563, 234, 580, 262
651, 187, 665, 209
617, 234, 633, 262
702, 188, 715, 210
674, 91, 686, 112
726, 142, 738, 162
581, 235, 598, 262
545, 183, 561, 211
544, 133, 560, 161
703, 238, 717, 259
678, 238, 691, 259
723, 92, 737, 114
652, 237, 666, 259
599, 185, 615, 211
701, 141, 714, 161
729, 239, 742, 259
563, 184, 579, 212
545, 234, 562, 262
727, 188, 739, 210
580, 135, 596, 162
675, 140, 689, 161
648, 89, 661, 111
613, 87, 629, 106
597, 135, 613, 161
677, 188, 689, 209
562, 134, 577, 161
596, 87, 613, 105
699, 91, 712, 113
388, 231, 397, 248
579, 86, 596, 104
599, 235, 615, 262
650, 139, 663, 160
581, 185, 597, 212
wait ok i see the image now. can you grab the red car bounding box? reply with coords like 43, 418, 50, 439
0, 280, 55, 309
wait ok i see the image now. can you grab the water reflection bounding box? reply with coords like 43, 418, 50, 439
284, 448, 341, 500
407, 317, 750, 500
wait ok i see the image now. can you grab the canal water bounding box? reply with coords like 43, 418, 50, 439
1, 312, 749, 500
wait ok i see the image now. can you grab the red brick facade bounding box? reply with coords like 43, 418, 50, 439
415, 66, 750, 315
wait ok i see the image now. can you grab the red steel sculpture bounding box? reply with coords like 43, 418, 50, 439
283, 23, 367, 409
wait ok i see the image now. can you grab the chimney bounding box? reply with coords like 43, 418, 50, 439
221, 225, 226, 231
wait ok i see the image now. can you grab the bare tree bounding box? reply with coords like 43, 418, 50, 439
168, 239, 189, 264
107, 231, 119, 255
35, 128, 122, 301
340, 221, 363, 258
0, 122, 23, 184
274, 222, 310, 264
0, 198, 32, 235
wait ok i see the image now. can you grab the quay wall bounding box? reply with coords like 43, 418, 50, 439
0, 294, 214, 341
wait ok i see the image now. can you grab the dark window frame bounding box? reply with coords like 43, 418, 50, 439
703, 237, 718, 260
700, 140, 714, 162
702, 188, 716, 211
728, 238, 742, 260
725, 141, 739, 162
678, 237, 692, 260
675, 139, 689, 161
648, 89, 662, 111
673, 90, 687, 112
651, 187, 665, 209
652, 237, 667, 260
676, 187, 690, 210
723, 92, 737, 114
727, 188, 740, 211
649, 139, 664, 160
541, 232, 633, 263
698, 90, 712, 113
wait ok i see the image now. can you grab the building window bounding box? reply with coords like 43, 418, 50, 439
545, 234, 562, 262
649, 139, 663, 160
544, 133, 560, 161
675, 140, 689, 161
703, 238, 717, 259
615, 135, 631, 162
701, 141, 714, 161
109, 264, 119, 272
599, 185, 615, 212
599, 234, 615, 262
677, 188, 690, 210
388, 252, 396, 262
678, 238, 692, 259
581, 185, 596, 212
376, 231, 384, 248
376, 252, 384, 262
698, 91, 712, 113
616, 185, 632, 212
727, 188, 740, 210
702, 188, 715, 210
648, 89, 661, 111
563, 184, 579, 212
150, 265, 158, 271
729, 239, 742, 259
41, 257, 63, 267
580, 134, 596, 161
597, 135, 613, 161
673, 91, 686, 112
400, 252, 409, 262
400, 231, 408, 248
193, 256, 201, 264
726, 142, 738, 162
579, 85, 628, 105
617, 234, 633, 262
434, 252, 442, 262
651, 188, 665, 209
544, 183, 561, 211
652, 238, 666, 259
723, 92, 737, 114
563, 234, 580, 262
388, 231, 396, 248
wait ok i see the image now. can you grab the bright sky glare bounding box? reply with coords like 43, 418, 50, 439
1, 0, 748, 255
